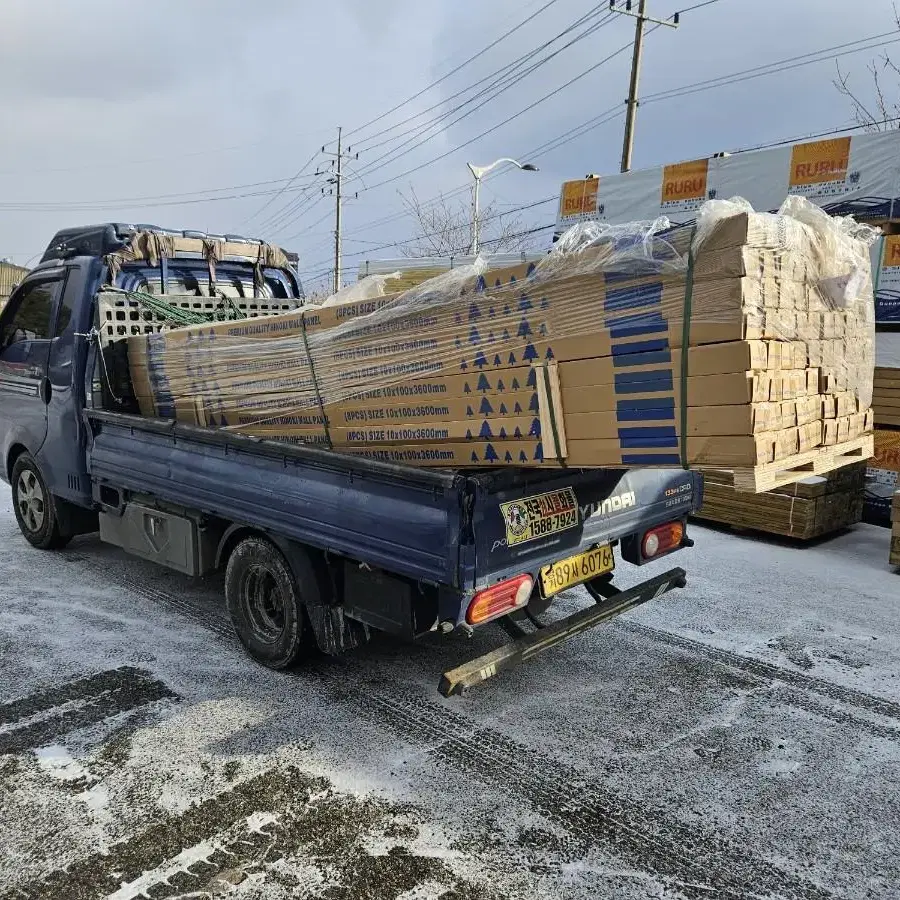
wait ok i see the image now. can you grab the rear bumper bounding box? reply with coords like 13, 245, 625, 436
439, 566, 687, 697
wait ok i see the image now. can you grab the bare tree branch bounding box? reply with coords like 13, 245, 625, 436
396, 186, 531, 258
833, 60, 882, 128
832, 6, 900, 130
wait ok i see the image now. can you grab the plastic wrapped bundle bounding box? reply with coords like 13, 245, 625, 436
125, 196, 878, 486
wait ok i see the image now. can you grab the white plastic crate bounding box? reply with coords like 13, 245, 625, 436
97, 291, 299, 347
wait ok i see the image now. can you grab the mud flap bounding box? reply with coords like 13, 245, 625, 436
438, 567, 687, 697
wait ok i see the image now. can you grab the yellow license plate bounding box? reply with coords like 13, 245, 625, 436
540, 545, 615, 597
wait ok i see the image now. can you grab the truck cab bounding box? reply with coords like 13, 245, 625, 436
0, 224, 701, 695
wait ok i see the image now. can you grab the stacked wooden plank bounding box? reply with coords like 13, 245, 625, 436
695, 464, 866, 539
873, 366, 900, 427
124, 200, 877, 490
892, 490, 900, 566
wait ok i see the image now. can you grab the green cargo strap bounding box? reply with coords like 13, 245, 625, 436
299, 316, 332, 450
679, 230, 698, 469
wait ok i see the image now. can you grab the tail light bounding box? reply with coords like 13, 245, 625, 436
466, 574, 534, 625
642, 521, 684, 559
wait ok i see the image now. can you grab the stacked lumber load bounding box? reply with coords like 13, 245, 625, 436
124, 196, 878, 491
873, 366, 900, 427
695, 463, 865, 539
892, 490, 900, 566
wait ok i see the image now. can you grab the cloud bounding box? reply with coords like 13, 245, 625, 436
0, 0, 897, 281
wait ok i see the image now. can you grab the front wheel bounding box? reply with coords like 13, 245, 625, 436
225, 537, 308, 669
11, 454, 70, 550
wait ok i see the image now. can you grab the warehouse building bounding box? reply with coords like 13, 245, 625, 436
0, 259, 28, 310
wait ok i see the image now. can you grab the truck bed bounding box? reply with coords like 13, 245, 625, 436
86, 410, 702, 591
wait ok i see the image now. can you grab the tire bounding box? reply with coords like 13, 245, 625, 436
10, 454, 70, 550
224, 536, 308, 669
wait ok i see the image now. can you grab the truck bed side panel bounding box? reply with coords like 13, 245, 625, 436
87, 416, 464, 585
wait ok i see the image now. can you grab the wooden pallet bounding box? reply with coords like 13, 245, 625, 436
694, 465, 866, 539
726, 434, 874, 493
699, 463, 866, 498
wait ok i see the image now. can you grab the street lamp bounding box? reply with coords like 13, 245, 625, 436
466, 157, 539, 255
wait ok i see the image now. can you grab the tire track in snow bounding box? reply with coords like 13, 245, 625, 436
53, 551, 838, 899
615, 620, 900, 725
320, 677, 836, 900
66, 544, 900, 736
0, 667, 176, 755
1, 765, 487, 900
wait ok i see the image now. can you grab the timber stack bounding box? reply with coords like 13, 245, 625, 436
694, 464, 865, 540
873, 366, 900, 428
124, 197, 878, 493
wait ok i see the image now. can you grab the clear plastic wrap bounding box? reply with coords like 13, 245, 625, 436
124, 196, 878, 476
777, 195, 880, 307
537, 216, 686, 279
318, 271, 401, 307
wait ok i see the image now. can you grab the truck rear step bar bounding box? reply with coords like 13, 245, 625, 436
438, 568, 687, 697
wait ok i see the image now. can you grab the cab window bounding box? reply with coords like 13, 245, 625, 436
0, 280, 58, 351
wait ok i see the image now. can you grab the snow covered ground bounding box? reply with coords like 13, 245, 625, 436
0, 492, 898, 899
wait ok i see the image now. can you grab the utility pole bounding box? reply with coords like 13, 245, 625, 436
334, 127, 342, 294
320, 127, 358, 294
609, 1, 679, 173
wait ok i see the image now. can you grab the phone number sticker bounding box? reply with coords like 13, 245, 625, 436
500, 487, 579, 546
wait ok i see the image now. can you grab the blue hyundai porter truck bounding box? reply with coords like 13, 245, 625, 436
0, 224, 701, 695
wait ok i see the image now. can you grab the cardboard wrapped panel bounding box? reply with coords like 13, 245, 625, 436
333, 432, 781, 468
123, 198, 877, 484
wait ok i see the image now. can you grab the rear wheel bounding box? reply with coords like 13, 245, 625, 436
225, 537, 308, 669
11, 454, 70, 550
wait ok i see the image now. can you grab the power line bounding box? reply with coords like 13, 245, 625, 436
255, 179, 329, 234
353, 4, 614, 159
353, 9, 618, 181
0, 127, 336, 179
642, 30, 900, 105
672, 0, 723, 13
0, 182, 328, 214
238, 148, 322, 229
518, 105, 626, 160
263, 165, 368, 239
0, 173, 325, 211
257, 126, 369, 237
281, 207, 336, 245
346, 24, 900, 239
731, 116, 900, 154
296, 196, 557, 275
333, 18, 680, 238
344, 0, 563, 141
357, 38, 638, 197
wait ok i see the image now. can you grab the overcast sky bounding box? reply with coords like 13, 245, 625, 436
1, 0, 898, 291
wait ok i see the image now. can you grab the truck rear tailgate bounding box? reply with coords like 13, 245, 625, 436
466, 467, 702, 589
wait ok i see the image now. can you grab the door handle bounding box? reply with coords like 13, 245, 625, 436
39, 377, 51, 405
